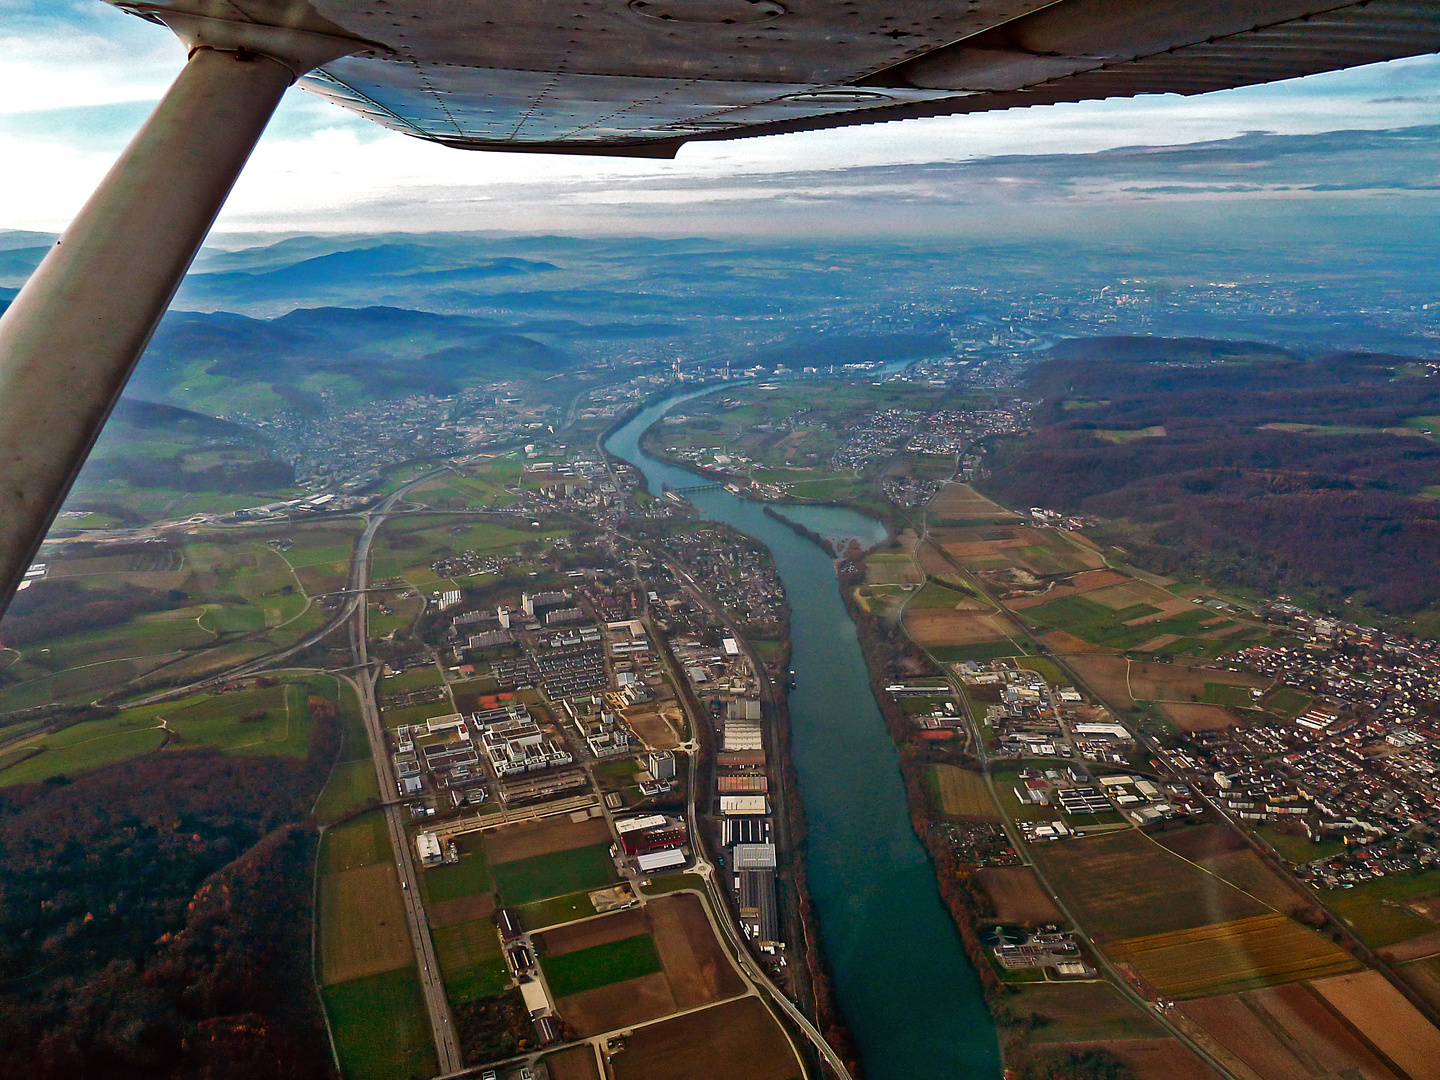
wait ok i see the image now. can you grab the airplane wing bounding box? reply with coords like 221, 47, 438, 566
119, 0, 1440, 157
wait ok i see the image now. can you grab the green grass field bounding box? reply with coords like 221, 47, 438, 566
594, 758, 640, 778
381, 667, 446, 693
432, 918, 509, 1004
423, 851, 493, 904
493, 844, 617, 906
543, 933, 662, 998
0, 723, 167, 785
1254, 827, 1346, 864
517, 890, 599, 930
1263, 687, 1312, 719
314, 759, 381, 825
322, 812, 393, 874
1326, 868, 1440, 947
1015, 657, 1066, 685
381, 701, 458, 728
323, 968, 438, 1080
908, 583, 973, 609
167, 682, 310, 756
1203, 683, 1256, 708
0, 673, 327, 784
640, 873, 705, 896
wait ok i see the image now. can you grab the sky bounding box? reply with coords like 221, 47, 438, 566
4, 0, 1440, 237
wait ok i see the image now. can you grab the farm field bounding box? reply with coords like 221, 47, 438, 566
1159, 702, 1238, 731
323, 967, 438, 1080
929, 482, 1018, 522
609, 997, 802, 1080
543, 1046, 602, 1080
484, 815, 612, 863
1030, 829, 1269, 941
1310, 970, 1440, 1080
1004, 568, 1130, 610
865, 551, 924, 586
907, 582, 987, 610
432, 917, 510, 1004
928, 763, 1001, 820
491, 842, 617, 906
1108, 913, 1359, 997
903, 607, 1017, 649
547, 894, 744, 1036
0, 675, 328, 785
1011, 982, 1166, 1044
518, 889, 598, 930
976, 867, 1063, 924
319, 862, 414, 984
1097, 1039, 1224, 1080
314, 758, 381, 825
323, 811, 392, 874
1062, 654, 1269, 713
423, 851, 493, 904
1325, 869, 1440, 947
1180, 982, 1405, 1080
1197, 848, 1311, 916
544, 933, 663, 998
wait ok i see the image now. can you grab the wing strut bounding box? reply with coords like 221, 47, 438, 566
0, 21, 364, 615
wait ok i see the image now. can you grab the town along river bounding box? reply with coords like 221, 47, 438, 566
607, 389, 1000, 1080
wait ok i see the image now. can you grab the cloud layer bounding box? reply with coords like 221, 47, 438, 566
4, 0, 1440, 235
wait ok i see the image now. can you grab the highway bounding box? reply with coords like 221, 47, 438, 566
340, 477, 464, 1074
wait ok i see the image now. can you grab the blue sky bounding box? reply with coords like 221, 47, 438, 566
5, 0, 1440, 236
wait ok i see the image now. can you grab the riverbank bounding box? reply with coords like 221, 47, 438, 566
606, 389, 1000, 1080
600, 396, 854, 1069
635, 423, 901, 531
836, 562, 1046, 1066
763, 506, 838, 559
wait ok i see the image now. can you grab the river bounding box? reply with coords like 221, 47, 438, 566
606, 387, 1000, 1080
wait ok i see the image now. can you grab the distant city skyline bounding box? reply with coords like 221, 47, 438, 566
5, 0, 1440, 235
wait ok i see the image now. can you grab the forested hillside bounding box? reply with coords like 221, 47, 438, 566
0, 711, 341, 1078
981, 338, 1440, 621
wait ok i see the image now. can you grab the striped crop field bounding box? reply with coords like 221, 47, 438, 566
929, 764, 1000, 821
1109, 913, 1360, 998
